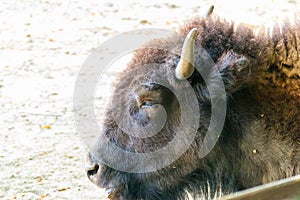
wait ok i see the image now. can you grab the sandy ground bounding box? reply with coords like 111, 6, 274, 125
0, 0, 299, 200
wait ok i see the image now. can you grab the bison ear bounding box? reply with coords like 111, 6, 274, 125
210, 50, 250, 94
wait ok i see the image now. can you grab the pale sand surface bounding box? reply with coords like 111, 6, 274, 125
0, 0, 299, 199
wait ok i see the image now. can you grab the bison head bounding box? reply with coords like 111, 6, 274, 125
84, 24, 250, 199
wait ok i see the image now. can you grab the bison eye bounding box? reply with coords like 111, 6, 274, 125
140, 101, 157, 109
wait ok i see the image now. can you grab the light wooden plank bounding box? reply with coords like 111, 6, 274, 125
220, 175, 300, 200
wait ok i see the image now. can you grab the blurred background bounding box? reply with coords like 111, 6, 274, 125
0, 0, 299, 199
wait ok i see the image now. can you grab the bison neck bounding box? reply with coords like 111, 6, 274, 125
221, 85, 300, 189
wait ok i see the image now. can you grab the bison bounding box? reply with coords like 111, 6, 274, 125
84, 6, 300, 200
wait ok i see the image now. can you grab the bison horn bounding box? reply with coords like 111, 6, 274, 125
204, 5, 214, 18
175, 28, 198, 80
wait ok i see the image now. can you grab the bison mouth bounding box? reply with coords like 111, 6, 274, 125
104, 187, 117, 199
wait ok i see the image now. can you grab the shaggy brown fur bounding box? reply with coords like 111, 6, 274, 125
86, 15, 300, 200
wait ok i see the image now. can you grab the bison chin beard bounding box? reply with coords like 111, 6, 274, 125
86, 142, 235, 200
85, 153, 178, 200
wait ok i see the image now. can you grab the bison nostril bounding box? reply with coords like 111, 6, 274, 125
85, 152, 100, 180
87, 163, 99, 177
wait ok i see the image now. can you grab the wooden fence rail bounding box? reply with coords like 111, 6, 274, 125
220, 175, 300, 200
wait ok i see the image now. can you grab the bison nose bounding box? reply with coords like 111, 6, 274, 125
85, 152, 100, 183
